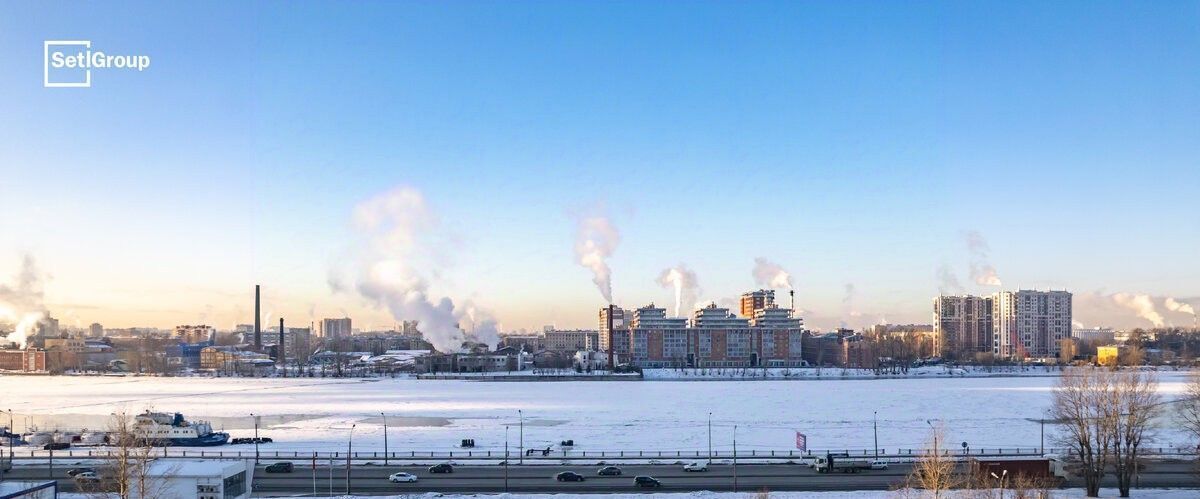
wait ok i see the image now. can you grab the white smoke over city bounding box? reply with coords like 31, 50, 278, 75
0, 254, 47, 349
337, 186, 500, 352
656, 264, 700, 318
936, 263, 964, 294
1166, 297, 1196, 317
1110, 293, 1165, 328
752, 257, 793, 289
573, 212, 620, 303
965, 231, 1002, 287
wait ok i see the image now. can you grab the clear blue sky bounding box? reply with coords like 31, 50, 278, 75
1, 1, 1197, 331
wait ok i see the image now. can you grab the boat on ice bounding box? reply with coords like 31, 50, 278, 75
133, 411, 228, 447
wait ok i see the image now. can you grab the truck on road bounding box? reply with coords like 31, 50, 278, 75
814, 453, 872, 474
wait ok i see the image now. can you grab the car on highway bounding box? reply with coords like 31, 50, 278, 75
389, 472, 418, 483
428, 463, 454, 474
871, 460, 888, 470
265, 462, 294, 473
597, 466, 623, 476
634, 476, 662, 488
683, 462, 708, 472
66, 468, 95, 477
74, 471, 101, 484
555, 471, 586, 482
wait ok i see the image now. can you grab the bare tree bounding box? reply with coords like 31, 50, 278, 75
905, 424, 959, 498
1180, 372, 1200, 450
1052, 368, 1114, 498
1110, 370, 1160, 497
85, 409, 175, 499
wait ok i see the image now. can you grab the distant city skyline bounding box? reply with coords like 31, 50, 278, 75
2, 1, 1197, 333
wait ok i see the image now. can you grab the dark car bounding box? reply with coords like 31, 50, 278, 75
265, 462, 294, 473
429, 463, 454, 474
556, 471, 585, 482
597, 466, 622, 476
43, 442, 70, 450
67, 468, 95, 477
634, 476, 662, 488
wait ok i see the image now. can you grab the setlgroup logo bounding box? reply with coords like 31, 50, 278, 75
43, 40, 151, 87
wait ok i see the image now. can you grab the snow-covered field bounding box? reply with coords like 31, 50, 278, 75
2, 373, 1195, 455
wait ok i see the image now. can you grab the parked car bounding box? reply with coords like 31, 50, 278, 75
67, 468, 95, 477
555, 471, 585, 482
389, 472, 419, 483
43, 442, 70, 450
429, 463, 454, 474
683, 462, 708, 472
870, 460, 888, 470
265, 462, 294, 473
597, 466, 622, 476
634, 476, 662, 488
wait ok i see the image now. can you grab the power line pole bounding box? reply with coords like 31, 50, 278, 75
346, 424, 355, 495
732, 424, 738, 492
873, 411, 878, 458
707, 412, 712, 464
518, 410, 524, 465
380, 413, 389, 466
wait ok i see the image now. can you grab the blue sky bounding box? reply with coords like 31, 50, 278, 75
1, 1, 1198, 331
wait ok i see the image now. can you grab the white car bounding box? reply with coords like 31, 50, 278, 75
870, 460, 888, 470
683, 462, 708, 472
389, 472, 418, 483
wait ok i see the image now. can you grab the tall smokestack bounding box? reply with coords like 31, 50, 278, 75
607, 304, 614, 370
278, 317, 285, 377
254, 285, 262, 350
790, 289, 795, 313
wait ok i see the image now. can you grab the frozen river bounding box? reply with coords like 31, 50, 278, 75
1, 372, 1194, 454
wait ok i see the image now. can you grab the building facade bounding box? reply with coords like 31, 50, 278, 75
603, 303, 804, 368
320, 318, 352, 340
542, 329, 599, 352
933, 295, 993, 360
993, 290, 1073, 358
739, 289, 776, 319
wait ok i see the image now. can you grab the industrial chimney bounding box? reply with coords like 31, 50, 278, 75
278, 317, 285, 377
254, 284, 262, 350
790, 289, 795, 313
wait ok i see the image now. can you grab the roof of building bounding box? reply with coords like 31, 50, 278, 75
146, 459, 246, 478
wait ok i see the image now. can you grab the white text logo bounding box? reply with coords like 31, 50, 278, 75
44, 40, 151, 88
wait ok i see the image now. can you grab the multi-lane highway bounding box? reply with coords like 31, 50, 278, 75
5, 461, 1198, 496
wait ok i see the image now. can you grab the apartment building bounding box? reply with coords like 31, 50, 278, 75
933, 295, 993, 361
320, 317, 352, 340
993, 290, 1072, 358
542, 329, 599, 352
604, 302, 804, 368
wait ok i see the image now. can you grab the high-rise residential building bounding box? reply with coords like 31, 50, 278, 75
992, 290, 1072, 358
740, 289, 776, 319
88, 323, 104, 337
597, 306, 632, 359
320, 317, 353, 340
933, 295, 993, 360
175, 325, 216, 344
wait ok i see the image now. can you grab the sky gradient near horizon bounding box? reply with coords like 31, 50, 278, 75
1, 1, 1198, 333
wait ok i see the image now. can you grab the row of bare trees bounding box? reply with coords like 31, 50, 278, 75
901, 367, 1163, 499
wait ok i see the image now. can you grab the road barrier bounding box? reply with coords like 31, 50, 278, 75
7, 446, 1198, 463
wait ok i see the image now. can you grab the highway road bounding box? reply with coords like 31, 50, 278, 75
5, 461, 1198, 496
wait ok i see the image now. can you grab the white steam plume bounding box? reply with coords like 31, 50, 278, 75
1112, 293, 1164, 328
752, 257, 793, 289
1165, 298, 1196, 317
0, 254, 47, 349
936, 263, 964, 294
965, 231, 1002, 287
340, 186, 500, 352
656, 264, 700, 318
573, 213, 620, 303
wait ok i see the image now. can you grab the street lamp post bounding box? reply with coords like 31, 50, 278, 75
3, 409, 12, 482
346, 424, 356, 495
732, 424, 738, 492
518, 410, 524, 465
250, 413, 260, 465
873, 411, 878, 458
504, 426, 510, 492
926, 420, 938, 457
707, 412, 712, 464
380, 413, 389, 466
991, 470, 1008, 499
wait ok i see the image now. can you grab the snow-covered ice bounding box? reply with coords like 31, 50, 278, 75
2, 373, 1194, 455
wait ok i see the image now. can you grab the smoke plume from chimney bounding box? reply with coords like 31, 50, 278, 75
656, 264, 700, 318
1112, 293, 1165, 328
0, 254, 47, 349
339, 186, 500, 352
752, 257, 793, 289
965, 231, 1002, 287
573, 212, 620, 303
